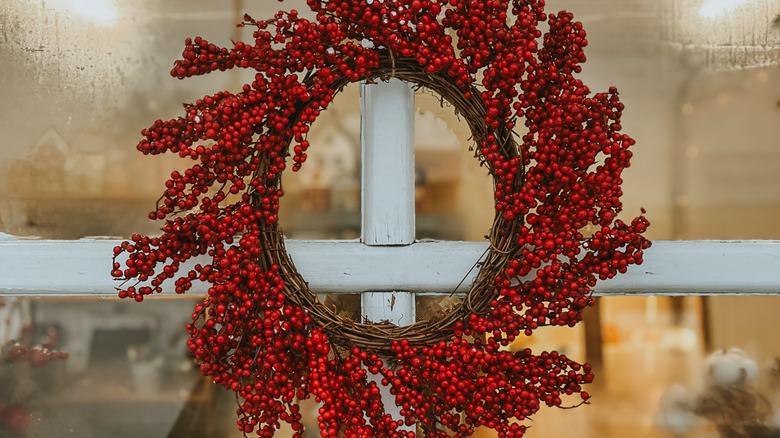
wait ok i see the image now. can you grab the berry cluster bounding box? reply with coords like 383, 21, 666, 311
113, 0, 650, 437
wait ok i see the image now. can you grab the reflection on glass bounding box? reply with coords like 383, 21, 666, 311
0, 297, 239, 438
0, 295, 778, 437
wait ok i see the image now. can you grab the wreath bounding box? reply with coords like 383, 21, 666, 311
112, 1, 651, 437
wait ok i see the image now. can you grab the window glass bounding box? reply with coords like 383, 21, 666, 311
0, 297, 244, 437
2, 0, 779, 240
2, 1, 780, 438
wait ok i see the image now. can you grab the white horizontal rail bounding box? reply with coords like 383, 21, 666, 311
600, 240, 780, 295
0, 238, 779, 296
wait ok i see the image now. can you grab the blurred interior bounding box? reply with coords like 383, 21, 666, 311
2, 0, 780, 437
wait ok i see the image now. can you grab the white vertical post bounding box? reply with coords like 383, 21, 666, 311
359, 77, 416, 325
361, 292, 416, 327
360, 78, 416, 431
361, 78, 416, 246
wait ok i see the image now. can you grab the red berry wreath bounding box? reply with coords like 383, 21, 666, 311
112, 0, 651, 437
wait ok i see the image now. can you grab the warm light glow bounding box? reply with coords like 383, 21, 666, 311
698, 0, 753, 18
49, 0, 118, 26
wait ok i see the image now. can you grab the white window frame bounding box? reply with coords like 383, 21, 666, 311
2, 81, 779, 298
1, 78, 779, 435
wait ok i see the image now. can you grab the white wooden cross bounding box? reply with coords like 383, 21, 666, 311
358, 78, 417, 327
3, 79, 780, 431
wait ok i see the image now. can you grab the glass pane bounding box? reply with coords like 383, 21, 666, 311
473, 295, 780, 438
540, 0, 780, 241
2, 0, 778, 240
414, 90, 495, 241
7, 295, 779, 437
277, 84, 362, 240
0, 296, 247, 437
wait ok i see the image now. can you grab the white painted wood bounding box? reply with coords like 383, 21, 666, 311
0, 237, 131, 297
3, 239, 780, 296
360, 78, 416, 245
360, 79, 416, 431
361, 291, 415, 326
597, 240, 780, 295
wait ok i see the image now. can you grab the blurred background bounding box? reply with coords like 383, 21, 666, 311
2, 0, 780, 437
